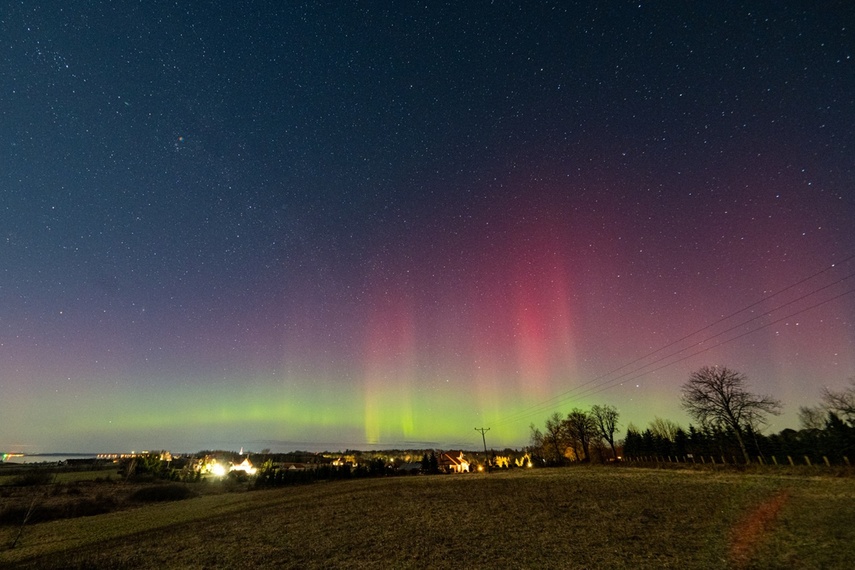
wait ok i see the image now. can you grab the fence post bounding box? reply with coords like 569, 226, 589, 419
845, 456, 850, 467
772, 456, 778, 466
823, 456, 830, 467
787, 456, 794, 466
804, 456, 812, 467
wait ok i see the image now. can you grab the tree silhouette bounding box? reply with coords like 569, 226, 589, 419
544, 412, 566, 465
565, 408, 597, 462
591, 404, 620, 460
429, 452, 439, 474
680, 366, 781, 463
648, 416, 682, 442
821, 379, 855, 426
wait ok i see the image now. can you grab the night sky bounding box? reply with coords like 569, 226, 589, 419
2, 2, 854, 454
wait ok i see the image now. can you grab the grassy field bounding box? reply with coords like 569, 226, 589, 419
1, 466, 853, 569
0, 467, 117, 486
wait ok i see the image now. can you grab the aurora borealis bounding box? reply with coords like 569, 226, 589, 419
2, 2, 854, 453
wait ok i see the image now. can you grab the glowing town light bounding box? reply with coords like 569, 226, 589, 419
211, 463, 227, 477
515, 453, 533, 468
442, 452, 470, 473
230, 457, 257, 475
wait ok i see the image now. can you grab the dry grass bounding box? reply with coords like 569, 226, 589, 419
744, 476, 855, 570
2, 467, 853, 569
0, 467, 117, 486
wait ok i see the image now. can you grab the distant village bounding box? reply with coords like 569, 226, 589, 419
75, 449, 534, 478
3, 448, 536, 480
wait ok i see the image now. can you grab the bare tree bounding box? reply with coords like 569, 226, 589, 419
591, 404, 620, 460
798, 405, 826, 431
680, 366, 781, 463
529, 423, 544, 446
544, 412, 566, 465
529, 423, 545, 460
821, 379, 855, 426
564, 408, 598, 462
648, 416, 682, 442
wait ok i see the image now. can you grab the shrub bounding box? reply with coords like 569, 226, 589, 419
0, 495, 119, 525
129, 484, 197, 503
10, 470, 55, 486
72, 495, 118, 517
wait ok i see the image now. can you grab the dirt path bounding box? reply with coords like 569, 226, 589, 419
729, 488, 791, 568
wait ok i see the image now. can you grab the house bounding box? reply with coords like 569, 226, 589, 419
440, 452, 470, 473
398, 462, 422, 474
231, 456, 257, 475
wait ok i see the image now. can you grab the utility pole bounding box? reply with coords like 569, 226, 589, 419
475, 427, 490, 472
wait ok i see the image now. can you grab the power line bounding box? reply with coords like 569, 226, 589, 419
495, 261, 855, 426
497, 283, 855, 427
491, 256, 855, 428
568, 285, 855, 404
563, 273, 855, 402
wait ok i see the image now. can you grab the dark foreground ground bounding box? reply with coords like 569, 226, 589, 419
1, 465, 854, 569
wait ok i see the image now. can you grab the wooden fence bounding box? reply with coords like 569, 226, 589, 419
623, 454, 851, 467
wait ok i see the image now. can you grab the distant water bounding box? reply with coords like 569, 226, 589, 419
1, 453, 98, 464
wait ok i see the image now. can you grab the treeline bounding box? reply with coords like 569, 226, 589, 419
116, 454, 200, 483
255, 459, 391, 488
528, 368, 855, 467
622, 417, 854, 465
528, 405, 621, 465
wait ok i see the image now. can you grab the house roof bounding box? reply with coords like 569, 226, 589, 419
440, 452, 468, 466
